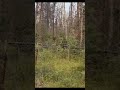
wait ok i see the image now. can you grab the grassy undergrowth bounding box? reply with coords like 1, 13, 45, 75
35, 49, 85, 88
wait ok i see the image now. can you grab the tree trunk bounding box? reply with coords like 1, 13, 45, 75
53, 3, 56, 41
80, 4, 83, 49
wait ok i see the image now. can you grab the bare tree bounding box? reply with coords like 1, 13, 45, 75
52, 2, 56, 41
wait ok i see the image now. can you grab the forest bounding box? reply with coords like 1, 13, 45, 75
35, 2, 85, 88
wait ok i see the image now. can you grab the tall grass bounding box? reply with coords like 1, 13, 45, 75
35, 49, 85, 88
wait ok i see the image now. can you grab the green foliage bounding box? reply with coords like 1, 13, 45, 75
35, 49, 85, 88
67, 36, 78, 48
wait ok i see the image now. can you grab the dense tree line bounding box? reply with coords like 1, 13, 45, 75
35, 2, 85, 49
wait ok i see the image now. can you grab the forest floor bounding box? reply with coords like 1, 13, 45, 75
35, 49, 85, 88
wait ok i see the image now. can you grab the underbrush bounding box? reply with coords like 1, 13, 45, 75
35, 49, 85, 88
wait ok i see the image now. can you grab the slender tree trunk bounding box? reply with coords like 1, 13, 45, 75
47, 3, 50, 32
53, 3, 56, 41
80, 4, 83, 49
69, 2, 73, 35
77, 2, 80, 46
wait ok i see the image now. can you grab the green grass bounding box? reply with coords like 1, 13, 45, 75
35, 49, 85, 88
